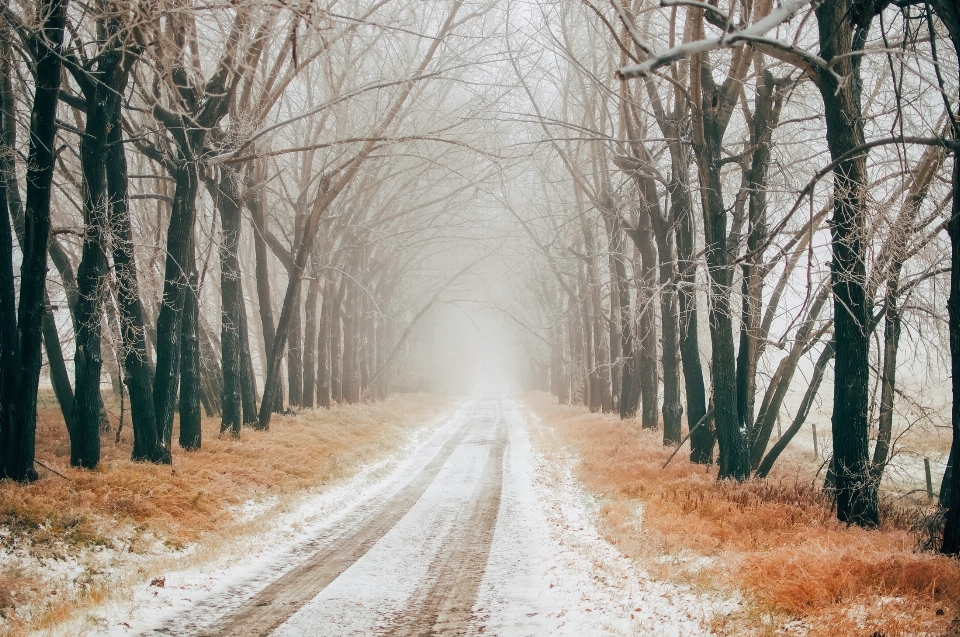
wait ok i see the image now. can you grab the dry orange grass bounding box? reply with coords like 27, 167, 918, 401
525, 391, 960, 637
0, 392, 455, 637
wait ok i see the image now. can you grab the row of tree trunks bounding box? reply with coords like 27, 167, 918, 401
238, 301, 259, 426
0, 0, 69, 481
575, 188, 613, 413
1, 29, 78, 443
288, 285, 303, 408
636, 65, 711, 463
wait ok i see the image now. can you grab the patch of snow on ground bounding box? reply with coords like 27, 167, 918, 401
477, 406, 737, 637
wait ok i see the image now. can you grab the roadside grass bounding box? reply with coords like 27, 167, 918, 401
0, 393, 455, 637
524, 391, 960, 637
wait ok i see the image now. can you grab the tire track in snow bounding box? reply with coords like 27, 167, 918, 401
382, 399, 505, 636
190, 408, 477, 637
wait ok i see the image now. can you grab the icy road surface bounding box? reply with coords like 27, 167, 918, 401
117, 390, 726, 636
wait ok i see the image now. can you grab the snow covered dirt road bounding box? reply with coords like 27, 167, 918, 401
129, 390, 721, 637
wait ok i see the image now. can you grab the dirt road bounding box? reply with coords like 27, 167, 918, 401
134, 392, 720, 637
144, 394, 507, 636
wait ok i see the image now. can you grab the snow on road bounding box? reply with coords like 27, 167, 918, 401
83, 393, 728, 636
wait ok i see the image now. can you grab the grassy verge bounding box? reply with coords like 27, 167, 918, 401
524, 391, 960, 637
0, 393, 457, 637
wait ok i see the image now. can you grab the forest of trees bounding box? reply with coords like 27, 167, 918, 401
1, 0, 960, 558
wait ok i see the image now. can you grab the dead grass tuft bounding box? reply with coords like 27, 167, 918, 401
525, 391, 960, 636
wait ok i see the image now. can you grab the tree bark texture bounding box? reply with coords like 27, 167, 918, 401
154, 162, 200, 449
287, 286, 303, 407
219, 165, 243, 436
317, 279, 332, 408
815, 0, 879, 526
106, 104, 169, 463
930, 0, 960, 553
689, 44, 750, 479
70, 36, 127, 469
736, 70, 781, 437
672, 148, 711, 464
633, 211, 660, 432
3, 0, 69, 481
179, 268, 202, 450
302, 275, 320, 408
238, 296, 260, 425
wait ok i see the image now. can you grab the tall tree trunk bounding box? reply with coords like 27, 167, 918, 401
302, 275, 320, 408
331, 274, 348, 404
649, 208, 683, 445
374, 311, 387, 400
1, 29, 76, 443
179, 268, 202, 450
3, 0, 69, 481
929, 0, 960, 556
606, 216, 636, 418
102, 297, 124, 403
736, 70, 780, 437
154, 161, 200, 449
342, 290, 358, 404
578, 209, 612, 413
606, 249, 623, 408
317, 280, 332, 409
688, 35, 750, 480
0, 184, 13, 472
219, 166, 243, 436
671, 147, 711, 463
287, 286, 303, 407
360, 290, 373, 400
870, 282, 900, 478
577, 262, 596, 410
238, 298, 259, 425
197, 320, 223, 418
331, 303, 343, 404
70, 38, 126, 469
246, 173, 282, 417
105, 91, 168, 464
815, 0, 879, 526
567, 294, 585, 405
42, 299, 75, 436
634, 214, 660, 432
